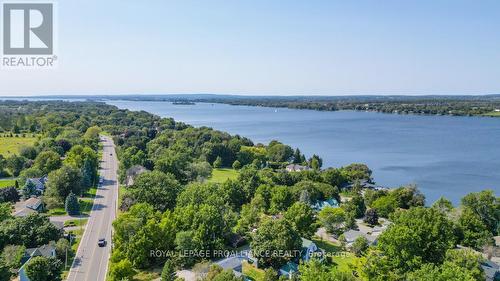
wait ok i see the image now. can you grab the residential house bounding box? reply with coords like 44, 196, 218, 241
301, 238, 324, 262
18, 244, 56, 281
215, 245, 254, 278
26, 176, 48, 194
342, 230, 377, 247
13, 197, 43, 217
279, 238, 324, 279
311, 198, 339, 212
216, 256, 245, 278
285, 164, 310, 172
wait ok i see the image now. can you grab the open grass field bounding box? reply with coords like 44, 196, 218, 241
0, 136, 37, 156
0, 179, 16, 188
207, 168, 239, 183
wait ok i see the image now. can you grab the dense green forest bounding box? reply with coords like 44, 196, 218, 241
0, 100, 498, 281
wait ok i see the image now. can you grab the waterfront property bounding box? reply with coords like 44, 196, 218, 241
107, 100, 500, 204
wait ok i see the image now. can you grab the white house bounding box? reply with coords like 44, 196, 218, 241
285, 164, 310, 172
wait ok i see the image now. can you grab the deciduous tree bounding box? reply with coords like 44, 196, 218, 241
250, 219, 301, 268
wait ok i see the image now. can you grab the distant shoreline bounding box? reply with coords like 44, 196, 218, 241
1, 94, 500, 118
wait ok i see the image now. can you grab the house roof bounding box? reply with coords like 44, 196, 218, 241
25, 197, 42, 210
311, 198, 339, 211
27, 176, 47, 191
50, 221, 64, 230
25, 244, 55, 259
285, 164, 310, 172
13, 207, 37, 217
301, 238, 314, 249
343, 230, 377, 243
481, 260, 500, 280
217, 256, 244, 272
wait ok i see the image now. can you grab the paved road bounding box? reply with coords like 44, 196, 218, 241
67, 136, 118, 281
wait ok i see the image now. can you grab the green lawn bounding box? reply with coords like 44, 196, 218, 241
83, 187, 97, 198
0, 136, 37, 156
312, 237, 343, 254
207, 168, 239, 183
79, 198, 94, 214
242, 261, 266, 281
311, 237, 364, 277
64, 218, 88, 228
47, 198, 95, 216
0, 179, 16, 188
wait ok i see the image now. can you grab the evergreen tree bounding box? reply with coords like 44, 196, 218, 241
161, 260, 175, 281
232, 160, 242, 170
65, 193, 80, 215
309, 154, 323, 170
364, 208, 379, 225
22, 180, 36, 198
213, 156, 223, 168
0, 259, 11, 281
293, 148, 303, 164
81, 159, 94, 190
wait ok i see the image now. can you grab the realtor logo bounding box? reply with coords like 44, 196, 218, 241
3, 3, 53, 54
2, 2, 56, 68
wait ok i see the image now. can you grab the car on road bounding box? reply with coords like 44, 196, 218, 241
110, 153, 113, 156
98, 238, 107, 247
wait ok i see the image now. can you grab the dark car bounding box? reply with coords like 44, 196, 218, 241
98, 238, 106, 247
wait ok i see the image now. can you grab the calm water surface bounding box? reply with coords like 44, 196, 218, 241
107, 100, 500, 204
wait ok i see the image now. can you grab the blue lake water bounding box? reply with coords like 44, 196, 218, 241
106, 100, 500, 205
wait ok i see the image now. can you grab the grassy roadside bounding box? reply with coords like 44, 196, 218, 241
60, 138, 105, 279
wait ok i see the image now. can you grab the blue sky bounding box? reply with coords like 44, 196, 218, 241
1, 0, 500, 96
